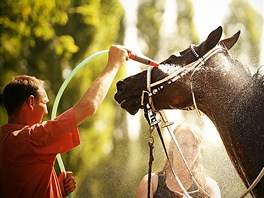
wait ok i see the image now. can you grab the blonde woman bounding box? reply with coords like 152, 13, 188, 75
137, 123, 221, 198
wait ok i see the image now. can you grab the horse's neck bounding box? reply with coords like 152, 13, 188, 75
204, 72, 264, 135
200, 75, 253, 131
200, 74, 264, 190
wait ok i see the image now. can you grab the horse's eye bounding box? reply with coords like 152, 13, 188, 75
173, 52, 181, 57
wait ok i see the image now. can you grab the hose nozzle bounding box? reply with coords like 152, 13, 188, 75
127, 50, 159, 67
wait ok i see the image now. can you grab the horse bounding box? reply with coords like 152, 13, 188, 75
114, 26, 264, 197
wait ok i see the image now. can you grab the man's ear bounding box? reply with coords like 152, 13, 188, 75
27, 95, 35, 109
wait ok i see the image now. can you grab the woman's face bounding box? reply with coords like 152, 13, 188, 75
173, 128, 201, 167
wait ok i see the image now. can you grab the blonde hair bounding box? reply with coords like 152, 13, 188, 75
160, 123, 207, 189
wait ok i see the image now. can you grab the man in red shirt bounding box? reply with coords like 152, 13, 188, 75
0, 45, 129, 197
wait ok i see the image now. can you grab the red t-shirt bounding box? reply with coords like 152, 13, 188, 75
0, 108, 80, 198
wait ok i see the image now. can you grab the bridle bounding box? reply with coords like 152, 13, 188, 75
141, 44, 264, 197
141, 45, 224, 198
144, 45, 225, 116
147, 45, 225, 102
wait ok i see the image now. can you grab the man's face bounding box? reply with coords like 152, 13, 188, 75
31, 86, 49, 124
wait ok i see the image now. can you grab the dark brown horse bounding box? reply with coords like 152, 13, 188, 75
115, 26, 264, 197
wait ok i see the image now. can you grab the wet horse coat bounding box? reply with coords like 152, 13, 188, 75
115, 26, 264, 197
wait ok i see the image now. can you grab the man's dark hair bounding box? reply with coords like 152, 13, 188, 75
3, 75, 44, 116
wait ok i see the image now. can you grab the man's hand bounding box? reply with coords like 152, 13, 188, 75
58, 171, 77, 197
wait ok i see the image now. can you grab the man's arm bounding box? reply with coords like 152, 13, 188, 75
73, 45, 128, 125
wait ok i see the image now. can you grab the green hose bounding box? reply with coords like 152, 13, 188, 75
51, 50, 109, 197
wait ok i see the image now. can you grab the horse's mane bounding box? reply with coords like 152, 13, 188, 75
252, 65, 264, 89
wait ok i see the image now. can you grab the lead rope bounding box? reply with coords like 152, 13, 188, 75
139, 45, 262, 197
159, 110, 213, 198
143, 103, 192, 198
145, 66, 211, 198
143, 67, 192, 198
240, 167, 264, 198
147, 135, 154, 198
189, 46, 264, 197
143, 102, 158, 198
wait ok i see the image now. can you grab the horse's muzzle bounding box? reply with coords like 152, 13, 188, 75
114, 80, 141, 115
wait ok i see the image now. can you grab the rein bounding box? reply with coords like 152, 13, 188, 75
141, 44, 263, 197
143, 103, 192, 198
143, 67, 192, 198
141, 45, 226, 198
143, 102, 213, 198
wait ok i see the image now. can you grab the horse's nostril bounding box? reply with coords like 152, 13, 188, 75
116, 81, 125, 91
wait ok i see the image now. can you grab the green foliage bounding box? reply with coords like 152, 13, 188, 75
0, 0, 124, 121
54, 35, 79, 57
223, 0, 263, 68
1, 0, 263, 197
0, 0, 72, 64
175, 0, 199, 49
1, 0, 126, 196
137, 0, 164, 57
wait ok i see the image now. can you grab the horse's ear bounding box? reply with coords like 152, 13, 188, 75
200, 26, 223, 54
219, 30, 241, 50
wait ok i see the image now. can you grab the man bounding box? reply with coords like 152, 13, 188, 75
0, 45, 129, 197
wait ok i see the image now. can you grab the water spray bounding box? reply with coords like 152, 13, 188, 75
127, 50, 159, 67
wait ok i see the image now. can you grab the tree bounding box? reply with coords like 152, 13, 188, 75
223, 0, 263, 70
137, 0, 165, 58
0, 0, 127, 197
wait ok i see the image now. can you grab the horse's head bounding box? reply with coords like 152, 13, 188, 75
114, 26, 241, 115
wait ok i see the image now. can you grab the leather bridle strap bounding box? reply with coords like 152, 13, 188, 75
159, 111, 212, 198
143, 103, 156, 198
240, 167, 264, 198
143, 104, 155, 198
144, 62, 211, 198
143, 103, 192, 198
146, 66, 157, 112
148, 45, 224, 95
144, 68, 191, 197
